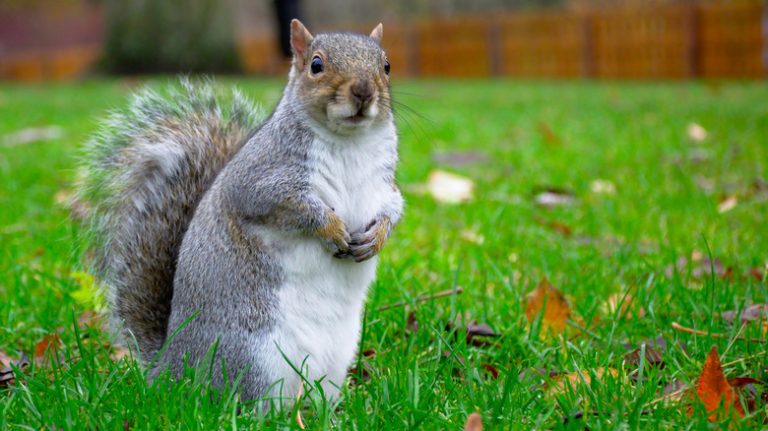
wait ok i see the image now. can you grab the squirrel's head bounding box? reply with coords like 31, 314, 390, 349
288, 19, 392, 134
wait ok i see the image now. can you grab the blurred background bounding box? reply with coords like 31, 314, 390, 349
0, 0, 766, 81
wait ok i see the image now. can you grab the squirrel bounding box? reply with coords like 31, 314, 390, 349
79, 19, 403, 404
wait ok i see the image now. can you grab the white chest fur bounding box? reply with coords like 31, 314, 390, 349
261, 123, 397, 403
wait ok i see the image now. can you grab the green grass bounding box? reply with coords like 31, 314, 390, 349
1, 77, 767, 429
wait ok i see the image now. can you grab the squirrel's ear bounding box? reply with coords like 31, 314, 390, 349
290, 19, 314, 66
369, 23, 383, 45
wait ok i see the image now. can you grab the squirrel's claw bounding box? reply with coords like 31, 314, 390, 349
343, 217, 391, 262
318, 208, 351, 254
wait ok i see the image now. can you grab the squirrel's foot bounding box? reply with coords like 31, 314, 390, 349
337, 217, 390, 262
317, 208, 351, 254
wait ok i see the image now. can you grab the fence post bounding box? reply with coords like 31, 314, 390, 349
488, 16, 502, 77
582, 10, 595, 78
688, 4, 700, 78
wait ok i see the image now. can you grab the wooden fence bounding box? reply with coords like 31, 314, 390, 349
2, 3, 765, 81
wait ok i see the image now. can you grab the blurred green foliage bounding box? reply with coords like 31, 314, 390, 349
102, 0, 240, 74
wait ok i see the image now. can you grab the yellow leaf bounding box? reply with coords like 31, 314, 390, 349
70, 271, 106, 312
525, 278, 571, 334
547, 367, 619, 396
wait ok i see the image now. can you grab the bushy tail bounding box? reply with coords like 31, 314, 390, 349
78, 79, 263, 362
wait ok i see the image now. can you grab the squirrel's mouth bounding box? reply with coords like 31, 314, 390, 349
345, 109, 368, 124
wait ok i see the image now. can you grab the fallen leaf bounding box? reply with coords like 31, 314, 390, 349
518, 368, 561, 386
664, 379, 688, 398
533, 187, 576, 208
459, 229, 485, 245
665, 253, 732, 280
624, 345, 665, 374
604, 293, 645, 319
0, 354, 30, 388
535, 218, 572, 237
720, 304, 768, 324
687, 122, 708, 142
525, 278, 571, 333
547, 368, 618, 396
465, 322, 499, 346
717, 196, 737, 214
0, 351, 12, 367
728, 377, 766, 413
695, 346, 743, 421
432, 150, 489, 167
2, 126, 64, 147
537, 121, 562, 146
426, 170, 474, 204
464, 412, 483, 431
694, 175, 716, 194
406, 311, 419, 333
444, 319, 500, 347
34, 334, 61, 365
70, 271, 107, 312
348, 364, 372, 385
361, 349, 376, 358
590, 179, 616, 195
749, 266, 765, 282
481, 363, 499, 379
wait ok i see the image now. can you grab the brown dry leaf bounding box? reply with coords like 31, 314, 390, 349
537, 121, 562, 146
547, 367, 619, 396
481, 363, 499, 380
464, 412, 483, 431
426, 170, 474, 204
535, 218, 572, 237
406, 311, 419, 333
525, 278, 571, 334
717, 196, 738, 214
34, 334, 62, 365
695, 346, 743, 421
604, 293, 645, 319
749, 266, 765, 282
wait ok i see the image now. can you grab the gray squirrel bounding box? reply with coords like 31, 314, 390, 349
79, 20, 403, 404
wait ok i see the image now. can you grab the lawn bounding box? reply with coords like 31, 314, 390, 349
1, 78, 767, 429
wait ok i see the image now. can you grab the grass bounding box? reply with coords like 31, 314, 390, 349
1, 77, 767, 429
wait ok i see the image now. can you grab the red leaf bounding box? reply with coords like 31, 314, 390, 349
695, 346, 743, 421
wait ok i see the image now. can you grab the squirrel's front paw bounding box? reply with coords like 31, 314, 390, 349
339, 217, 391, 262
317, 208, 351, 254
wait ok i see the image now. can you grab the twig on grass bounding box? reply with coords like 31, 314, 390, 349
671, 322, 765, 343
376, 287, 464, 312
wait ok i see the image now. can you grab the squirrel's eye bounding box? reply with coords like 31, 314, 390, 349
310, 56, 324, 75
384, 60, 391, 75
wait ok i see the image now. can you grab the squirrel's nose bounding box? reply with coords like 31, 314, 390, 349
350, 80, 374, 107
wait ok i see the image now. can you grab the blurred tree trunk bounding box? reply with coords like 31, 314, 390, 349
102, 0, 240, 74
